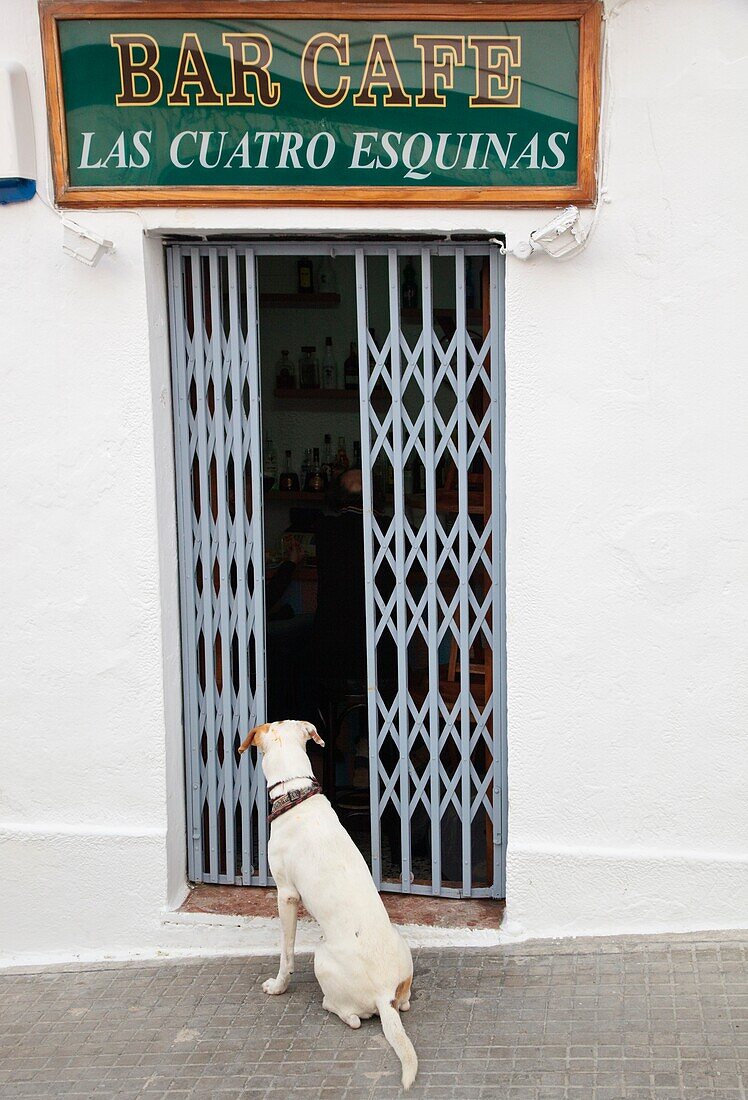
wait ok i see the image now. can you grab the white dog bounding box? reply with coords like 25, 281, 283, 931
239, 719, 418, 1090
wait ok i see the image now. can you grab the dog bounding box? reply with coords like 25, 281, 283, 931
238, 719, 418, 1090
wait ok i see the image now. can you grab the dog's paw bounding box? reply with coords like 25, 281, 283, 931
262, 977, 289, 995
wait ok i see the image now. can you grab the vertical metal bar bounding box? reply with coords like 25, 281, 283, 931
226, 247, 252, 883
491, 245, 508, 898
355, 248, 382, 889
242, 246, 269, 883
207, 251, 235, 881
190, 248, 219, 882
387, 248, 411, 892
420, 247, 442, 895
454, 249, 472, 896
167, 247, 201, 883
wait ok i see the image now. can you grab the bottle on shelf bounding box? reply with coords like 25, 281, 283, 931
263, 434, 278, 489
352, 440, 361, 467
297, 257, 313, 294
320, 434, 334, 485
401, 259, 418, 310
336, 436, 349, 474
278, 450, 299, 492
317, 255, 338, 294
300, 447, 312, 489
306, 447, 325, 492
299, 346, 320, 389
344, 341, 358, 390
275, 349, 295, 390
321, 336, 337, 390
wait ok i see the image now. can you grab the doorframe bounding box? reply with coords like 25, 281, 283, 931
162, 235, 508, 900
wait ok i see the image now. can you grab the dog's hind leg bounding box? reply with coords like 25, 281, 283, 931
263, 888, 299, 995
322, 997, 361, 1029
315, 946, 361, 1028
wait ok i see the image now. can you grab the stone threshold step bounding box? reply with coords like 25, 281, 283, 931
181, 884, 505, 930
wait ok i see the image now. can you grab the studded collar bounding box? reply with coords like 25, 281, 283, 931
268, 778, 322, 823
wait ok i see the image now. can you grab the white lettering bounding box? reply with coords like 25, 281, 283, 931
225, 133, 252, 169
306, 131, 335, 170
511, 134, 540, 170
128, 130, 152, 169
78, 132, 102, 170
254, 131, 281, 168
435, 132, 467, 172
198, 131, 228, 169
102, 132, 127, 169
542, 131, 570, 170
481, 132, 516, 170
376, 132, 402, 171
278, 131, 304, 169
350, 132, 378, 170
402, 132, 433, 180
170, 130, 197, 168
464, 132, 484, 171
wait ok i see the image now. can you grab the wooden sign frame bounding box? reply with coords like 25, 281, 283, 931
39, 0, 602, 208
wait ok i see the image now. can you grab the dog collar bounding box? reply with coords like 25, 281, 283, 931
268, 778, 322, 823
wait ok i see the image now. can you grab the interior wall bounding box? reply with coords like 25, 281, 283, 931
1, 0, 747, 963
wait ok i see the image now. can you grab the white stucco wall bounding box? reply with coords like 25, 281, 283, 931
1, 0, 746, 965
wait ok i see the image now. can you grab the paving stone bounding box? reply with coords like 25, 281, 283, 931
0, 936, 746, 1097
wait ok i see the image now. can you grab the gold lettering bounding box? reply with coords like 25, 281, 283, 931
301, 32, 350, 108
413, 35, 465, 107
110, 33, 162, 106
222, 33, 280, 107
167, 33, 223, 107
353, 35, 412, 108
468, 36, 521, 108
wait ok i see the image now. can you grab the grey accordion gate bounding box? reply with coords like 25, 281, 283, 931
167, 245, 270, 885
167, 240, 506, 896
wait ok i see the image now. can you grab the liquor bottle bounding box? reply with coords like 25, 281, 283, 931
275, 349, 295, 389
307, 447, 325, 492
278, 450, 299, 492
300, 447, 312, 489
317, 255, 338, 294
321, 336, 337, 390
352, 440, 361, 467
263, 434, 278, 489
320, 434, 334, 485
336, 436, 349, 473
401, 259, 418, 310
344, 341, 358, 390
297, 257, 313, 293
299, 346, 319, 389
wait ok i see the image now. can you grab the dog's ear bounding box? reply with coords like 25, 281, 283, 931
238, 724, 270, 754
303, 722, 325, 747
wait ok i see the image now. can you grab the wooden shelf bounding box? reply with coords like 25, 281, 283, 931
401, 306, 483, 326
274, 387, 359, 401
403, 490, 485, 515
259, 292, 340, 309
266, 489, 327, 504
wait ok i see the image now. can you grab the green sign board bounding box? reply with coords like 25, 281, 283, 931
41, 2, 601, 207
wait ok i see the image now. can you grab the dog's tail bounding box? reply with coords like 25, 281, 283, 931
376, 992, 418, 1090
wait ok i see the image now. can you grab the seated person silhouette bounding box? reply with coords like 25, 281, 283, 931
310, 470, 396, 794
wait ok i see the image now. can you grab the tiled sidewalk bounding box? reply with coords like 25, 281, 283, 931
1, 935, 746, 1098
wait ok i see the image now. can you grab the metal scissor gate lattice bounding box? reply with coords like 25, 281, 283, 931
167, 241, 506, 896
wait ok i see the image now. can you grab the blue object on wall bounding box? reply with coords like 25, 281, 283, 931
0, 177, 35, 204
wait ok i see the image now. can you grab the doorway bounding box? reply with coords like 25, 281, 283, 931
167, 239, 506, 899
